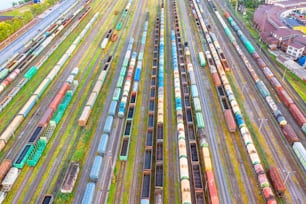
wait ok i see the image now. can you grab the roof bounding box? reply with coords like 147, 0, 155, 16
253, 2, 306, 35
275, 0, 306, 8
272, 28, 294, 37
288, 41, 305, 49
284, 18, 303, 28
294, 36, 306, 45
0, 16, 14, 22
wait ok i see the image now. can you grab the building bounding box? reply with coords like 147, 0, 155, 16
265, 0, 287, 4
286, 41, 305, 59
0, 16, 14, 22
254, 1, 306, 53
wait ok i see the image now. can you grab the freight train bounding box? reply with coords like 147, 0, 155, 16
171, 30, 192, 204
140, 15, 159, 203
78, 56, 113, 126
118, 51, 137, 118
120, 15, 149, 162
172, 0, 207, 202
82, 19, 147, 202
154, 5, 165, 201
192, 0, 277, 203
185, 43, 219, 203
0, 7, 94, 113
189, 0, 237, 133
0, 6, 89, 94
100, 1, 132, 49
223, 11, 306, 135
207, 0, 306, 172
0, 13, 99, 151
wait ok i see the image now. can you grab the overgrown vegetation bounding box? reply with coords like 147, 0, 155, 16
230, 0, 263, 9
0, 0, 59, 42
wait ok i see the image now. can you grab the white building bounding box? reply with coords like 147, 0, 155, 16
286, 41, 305, 59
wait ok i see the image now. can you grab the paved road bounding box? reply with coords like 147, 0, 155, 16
0, 0, 77, 66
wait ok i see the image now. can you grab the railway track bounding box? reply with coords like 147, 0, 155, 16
205, 0, 306, 202
113, 161, 126, 204
9, 3, 117, 202
139, 14, 160, 203
196, 1, 259, 202
182, 0, 233, 203
217, 0, 305, 111
171, 0, 207, 203
164, 0, 178, 202
0, 6, 86, 101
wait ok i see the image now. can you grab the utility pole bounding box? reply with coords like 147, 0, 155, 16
283, 170, 296, 185
235, 0, 238, 13
258, 118, 268, 132
282, 68, 287, 82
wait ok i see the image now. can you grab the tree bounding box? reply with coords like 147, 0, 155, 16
12, 2, 17, 7
22, 11, 33, 22
11, 18, 23, 32
0, 22, 14, 41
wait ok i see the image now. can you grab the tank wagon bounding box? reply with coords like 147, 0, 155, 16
193, 0, 277, 202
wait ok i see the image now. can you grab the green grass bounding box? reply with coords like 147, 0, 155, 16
7, 15, 106, 200
108, 0, 161, 203
203, 67, 249, 202
51, 0, 136, 202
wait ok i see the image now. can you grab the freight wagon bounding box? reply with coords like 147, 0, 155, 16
89, 156, 103, 182
40, 194, 54, 204
97, 134, 109, 156
293, 142, 306, 171
268, 167, 286, 195
0, 159, 12, 183
103, 116, 114, 134
82, 183, 95, 204
1, 167, 19, 192
198, 52, 206, 67
61, 162, 79, 193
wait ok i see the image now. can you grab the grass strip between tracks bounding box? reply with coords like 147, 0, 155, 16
50, 1, 128, 203
3, 0, 126, 202
0, 3, 98, 134
2, 2, 104, 201
108, 0, 152, 203
204, 67, 250, 202
5, 4, 107, 204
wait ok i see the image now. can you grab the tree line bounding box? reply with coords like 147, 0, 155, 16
0, 0, 58, 42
